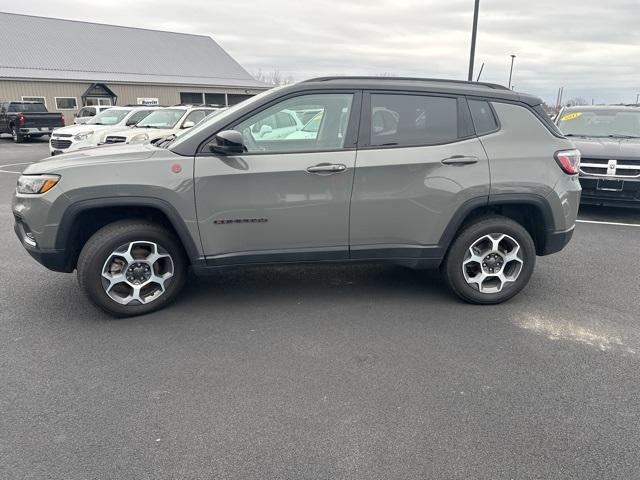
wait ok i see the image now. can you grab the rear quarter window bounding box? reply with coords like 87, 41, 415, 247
468, 100, 498, 135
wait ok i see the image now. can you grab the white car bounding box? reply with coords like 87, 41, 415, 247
73, 105, 112, 125
49, 106, 159, 155
247, 109, 304, 140
103, 106, 217, 145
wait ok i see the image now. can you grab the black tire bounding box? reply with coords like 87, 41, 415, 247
77, 220, 187, 317
11, 125, 24, 143
441, 215, 536, 304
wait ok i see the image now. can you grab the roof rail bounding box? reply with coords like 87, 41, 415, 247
302, 76, 510, 90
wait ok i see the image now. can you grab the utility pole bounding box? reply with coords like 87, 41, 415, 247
556, 86, 564, 110
508, 54, 516, 89
468, 0, 480, 81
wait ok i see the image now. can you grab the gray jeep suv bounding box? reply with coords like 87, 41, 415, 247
12, 77, 581, 317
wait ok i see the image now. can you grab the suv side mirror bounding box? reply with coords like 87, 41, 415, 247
209, 130, 245, 155
182, 120, 195, 129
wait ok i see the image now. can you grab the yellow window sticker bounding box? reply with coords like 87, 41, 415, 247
561, 112, 583, 121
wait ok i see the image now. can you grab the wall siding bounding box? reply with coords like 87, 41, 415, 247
0, 80, 265, 124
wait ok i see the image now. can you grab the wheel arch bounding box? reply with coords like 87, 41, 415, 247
439, 194, 556, 256
55, 197, 202, 272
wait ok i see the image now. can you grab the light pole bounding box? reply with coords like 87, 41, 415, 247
508, 54, 516, 89
468, 0, 480, 81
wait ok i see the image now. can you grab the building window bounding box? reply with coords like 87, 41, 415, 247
86, 97, 113, 106
204, 93, 226, 106
180, 92, 204, 105
227, 94, 254, 106
55, 97, 78, 110
22, 96, 47, 107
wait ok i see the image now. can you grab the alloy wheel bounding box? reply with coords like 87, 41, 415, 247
101, 241, 174, 305
462, 233, 524, 294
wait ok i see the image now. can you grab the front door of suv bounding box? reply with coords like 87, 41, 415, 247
349, 92, 490, 260
195, 91, 360, 265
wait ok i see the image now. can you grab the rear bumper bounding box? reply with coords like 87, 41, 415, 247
20, 127, 54, 134
579, 176, 640, 207
541, 226, 574, 255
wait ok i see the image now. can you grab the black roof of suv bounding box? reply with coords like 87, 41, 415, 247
299, 76, 543, 106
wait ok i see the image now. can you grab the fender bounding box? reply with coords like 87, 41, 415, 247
436, 193, 555, 251
55, 196, 202, 263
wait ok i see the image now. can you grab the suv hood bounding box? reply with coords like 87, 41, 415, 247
52, 123, 118, 136
570, 136, 640, 158
106, 126, 177, 141
24, 143, 157, 174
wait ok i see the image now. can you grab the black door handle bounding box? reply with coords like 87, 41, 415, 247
441, 155, 479, 165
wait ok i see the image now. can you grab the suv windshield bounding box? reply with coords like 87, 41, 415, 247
9, 103, 47, 113
136, 109, 185, 129
557, 109, 640, 138
87, 109, 129, 126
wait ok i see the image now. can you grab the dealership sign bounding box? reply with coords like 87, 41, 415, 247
137, 98, 160, 106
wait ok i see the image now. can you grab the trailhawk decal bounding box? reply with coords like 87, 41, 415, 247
213, 218, 268, 225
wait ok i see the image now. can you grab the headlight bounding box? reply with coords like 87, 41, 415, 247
16, 174, 61, 194
73, 131, 94, 141
130, 133, 149, 144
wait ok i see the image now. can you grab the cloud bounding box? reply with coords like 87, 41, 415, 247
5, 0, 640, 103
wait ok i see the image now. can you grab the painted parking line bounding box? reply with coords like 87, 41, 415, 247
0, 162, 33, 174
576, 219, 640, 228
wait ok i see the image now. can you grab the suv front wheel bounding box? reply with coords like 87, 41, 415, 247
77, 220, 187, 317
442, 216, 536, 304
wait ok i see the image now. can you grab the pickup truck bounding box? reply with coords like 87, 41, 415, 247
0, 101, 65, 143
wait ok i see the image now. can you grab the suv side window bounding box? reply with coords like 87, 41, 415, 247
230, 93, 354, 154
468, 99, 498, 135
369, 94, 458, 147
80, 107, 95, 117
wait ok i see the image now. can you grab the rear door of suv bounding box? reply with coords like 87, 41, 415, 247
349, 91, 490, 260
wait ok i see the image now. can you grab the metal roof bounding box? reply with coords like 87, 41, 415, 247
0, 12, 267, 89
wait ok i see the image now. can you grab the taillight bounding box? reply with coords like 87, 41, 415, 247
554, 149, 581, 175
17, 113, 25, 126
60, 112, 65, 124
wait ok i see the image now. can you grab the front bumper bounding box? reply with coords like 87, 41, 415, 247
579, 175, 640, 207
13, 215, 72, 273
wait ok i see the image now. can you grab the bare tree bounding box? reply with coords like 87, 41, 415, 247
565, 97, 589, 107
254, 68, 295, 86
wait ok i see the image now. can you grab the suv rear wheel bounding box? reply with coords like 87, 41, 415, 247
77, 220, 187, 317
442, 216, 536, 304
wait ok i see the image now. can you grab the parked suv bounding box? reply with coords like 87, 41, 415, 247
49, 106, 159, 155
555, 105, 640, 206
102, 106, 217, 145
13, 77, 581, 317
73, 105, 112, 125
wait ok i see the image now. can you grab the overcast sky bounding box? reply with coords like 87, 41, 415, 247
6, 1, 640, 104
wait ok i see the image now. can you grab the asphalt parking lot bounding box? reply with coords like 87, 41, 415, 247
1, 138, 639, 479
